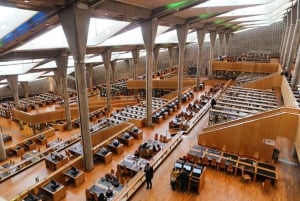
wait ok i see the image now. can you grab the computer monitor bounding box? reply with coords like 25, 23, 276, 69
192, 168, 202, 175
183, 164, 192, 172
174, 162, 183, 169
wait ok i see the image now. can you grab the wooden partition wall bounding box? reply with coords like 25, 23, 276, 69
12, 105, 104, 124
127, 79, 196, 89
281, 77, 298, 108
91, 122, 132, 146
242, 73, 282, 89
198, 111, 299, 162
212, 61, 280, 73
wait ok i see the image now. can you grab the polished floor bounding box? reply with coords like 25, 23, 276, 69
0, 87, 300, 201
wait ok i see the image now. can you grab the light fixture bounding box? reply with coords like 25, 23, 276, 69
24, 0, 30, 3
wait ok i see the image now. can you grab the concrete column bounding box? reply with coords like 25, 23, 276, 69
111, 60, 116, 83
128, 58, 134, 78
283, 5, 297, 68
102, 50, 112, 112
287, 1, 300, 73
208, 31, 217, 77
153, 47, 160, 73
168, 47, 174, 68
21, 81, 29, 99
59, 3, 93, 171
176, 25, 189, 107
0, 132, 6, 161
53, 71, 62, 96
218, 32, 225, 56
282, 12, 293, 66
55, 55, 72, 130
7, 75, 24, 130
86, 64, 94, 91
141, 18, 158, 127
196, 29, 206, 89
291, 44, 300, 87
131, 49, 139, 79
224, 32, 230, 56
280, 16, 288, 57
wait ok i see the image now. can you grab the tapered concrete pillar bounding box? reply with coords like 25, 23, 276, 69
7, 75, 24, 130
176, 25, 189, 107
131, 49, 139, 79
282, 12, 293, 67
128, 58, 134, 78
208, 31, 217, 77
21, 81, 29, 99
287, 1, 300, 73
196, 29, 206, 89
283, 5, 297, 68
0, 132, 6, 161
224, 32, 230, 56
168, 47, 174, 68
102, 50, 112, 112
86, 64, 94, 91
291, 45, 300, 87
111, 60, 116, 83
153, 47, 160, 73
59, 3, 93, 171
218, 32, 225, 56
53, 70, 62, 96
141, 18, 158, 127
55, 55, 72, 130
280, 16, 288, 58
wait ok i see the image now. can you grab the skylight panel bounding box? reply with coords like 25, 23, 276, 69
88, 18, 130, 46
101, 27, 143, 46
194, 0, 271, 8
16, 26, 68, 50
0, 6, 37, 38
18, 72, 45, 82
0, 59, 42, 76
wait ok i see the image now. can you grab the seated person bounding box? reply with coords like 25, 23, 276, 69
157, 144, 161, 152
113, 139, 119, 147
71, 166, 79, 175
170, 168, 180, 190
98, 193, 107, 201
152, 145, 158, 153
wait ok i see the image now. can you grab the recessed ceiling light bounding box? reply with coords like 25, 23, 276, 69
24, 0, 30, 3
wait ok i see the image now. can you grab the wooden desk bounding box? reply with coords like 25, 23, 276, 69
45, 153, 68, 171
63, 168, 85, 186
95, 150, 113, 164
41, 181, 66, 201
118, 134, 134, 146
107, 141, 124, 155
24, 141, 37, 151
129, 129, 143, 140
36, 135, 47, 145
13, 146, 25, 156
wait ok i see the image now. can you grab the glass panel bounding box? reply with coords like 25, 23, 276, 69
0, 6, 37, 38
0, 59, 43, 75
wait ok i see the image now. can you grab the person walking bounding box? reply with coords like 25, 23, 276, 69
144, 162, 153, 189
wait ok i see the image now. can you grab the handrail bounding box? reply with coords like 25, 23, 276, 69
203, 107, 300, 133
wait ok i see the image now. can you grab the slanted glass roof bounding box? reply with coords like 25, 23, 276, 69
194, 0, 271, 8
18, 72, 46, 82
0, 6, 37, 38
16, 18, 130, 50
0, 59, 43, 76
220, 0, 295, 27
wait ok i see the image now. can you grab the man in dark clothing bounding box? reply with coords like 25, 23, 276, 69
144, 162, 154, 189
179, 169, 189, 192
211, 98, 216, 109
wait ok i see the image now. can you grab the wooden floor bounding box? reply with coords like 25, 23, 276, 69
1, 88, 300, 201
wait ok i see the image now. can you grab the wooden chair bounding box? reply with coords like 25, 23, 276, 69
201, 157, 209, 166
262, 179, 271, 192
210, 158, 217, 169
226, 163, 234, 175
219, 159, 226, 171
154, 133, 158, 141
241, 168, 252, 182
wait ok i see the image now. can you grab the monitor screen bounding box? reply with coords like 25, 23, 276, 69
183, 164, 192, 172
193, 168, 202, 175
174, 162, 183, 169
